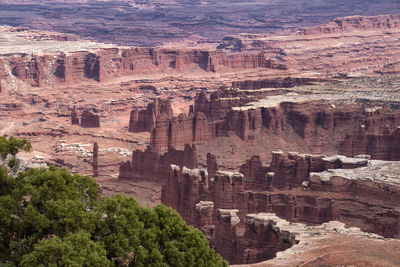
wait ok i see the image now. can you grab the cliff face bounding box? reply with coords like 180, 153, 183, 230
0, 47, 286, 88
118, 144, 197, 182
159, 152, 400, 264
150, 112, 212, 152
218, 212, 297, 264
149, 89, 400, 157
129, 98, 173, 132
4, 13, 400, 91
93, 142, 99, 177
4, 52, 101, 87
231, 77, 319, 90
340, 108, 400, 160
80, 110, 100, 128
300, 14, 400, 35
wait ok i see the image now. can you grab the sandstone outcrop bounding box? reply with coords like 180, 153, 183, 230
150, 112, 212, 152
93, 142, 99, 177
340, 108, 400, 160
301, 14, 400, 35
159, 151, 400, 265
150, 87, 400, 156
6, 13, 400, 266
71, 107, 79, 125
119, 144, 197, 182
226, 213, 298, 264
231, 77, 319, 90
129, 98, 173, 132
214, 209, 241, 262
195, 201, 215, 242
1, 47, 287, 88
80, 110, 100, 128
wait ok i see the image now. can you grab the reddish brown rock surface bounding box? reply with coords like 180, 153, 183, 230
159, 153, 400, 264
93, 142, 99, 177
119, 144, 197, 183
300, 14, 400, 35
129, 98, 173, 132
80, 110, 100, 128
71, 107, 79, 125
148, 86, 400, 160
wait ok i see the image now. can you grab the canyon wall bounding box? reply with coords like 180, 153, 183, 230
149, 89, 400, 158
213, 211, 297, 264
70, 108, 101, 128
80, 110, 100, 128
129, 98, 173, 132
160, 152, 400, 264
0, 47, 286, 88
119, 144, 197, 182
150, 111, 212, 152
300, 14, 400, 35
93, 142, 99, 177
340, 107, 400, 160
231, 77, 319, 90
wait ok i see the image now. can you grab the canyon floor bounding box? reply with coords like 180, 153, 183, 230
2, 7, 400, 266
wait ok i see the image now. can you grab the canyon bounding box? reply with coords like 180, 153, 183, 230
2, 8, 400, 266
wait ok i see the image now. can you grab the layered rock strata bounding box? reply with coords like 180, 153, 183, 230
93, 142, 99, 177
149, 88, 400, 157
119, 144, 197, 182
161, 153, 400, 250
80, 110, 100, 128
129, 98, 173, 132
0, 37, 286, 88
150, 111, 212, 153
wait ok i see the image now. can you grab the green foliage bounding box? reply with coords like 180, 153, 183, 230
0, 137, 228, 266
0, 136, 31, 175
0, 136, 31, 160
0, 166, 101, 263
20, 232, 112, 267
95, 196, 227, 266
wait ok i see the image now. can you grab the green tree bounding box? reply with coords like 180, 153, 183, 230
0, 136, 31, 174
20, 232, 112, 267
0, 137, 228, 266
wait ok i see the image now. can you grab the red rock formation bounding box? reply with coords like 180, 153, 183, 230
160, 150, 400, 264
93, 142, 99, 177
129, 98, 173, 132
206, 153, 218, 179
193, 89, 253, 120
231, 77, 320, 90
119, 144, 198, 182
340, 108, 400, 160
150, 112, 212, 152
9, 55, 49, 87
81, 48, 286, 83
80, 110, 100, 128
171, 91, 400, 158
162, 164, 209, 226
209, 171, 247, 212
301, 14, 400, 35
226, 213, 297, 264
214, 209, 298, 264
214, 209, 240, 262
195, 201, 215, 243
153, 97, 397, 153
1, 44, 288, 88
71, 107, 79, 125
